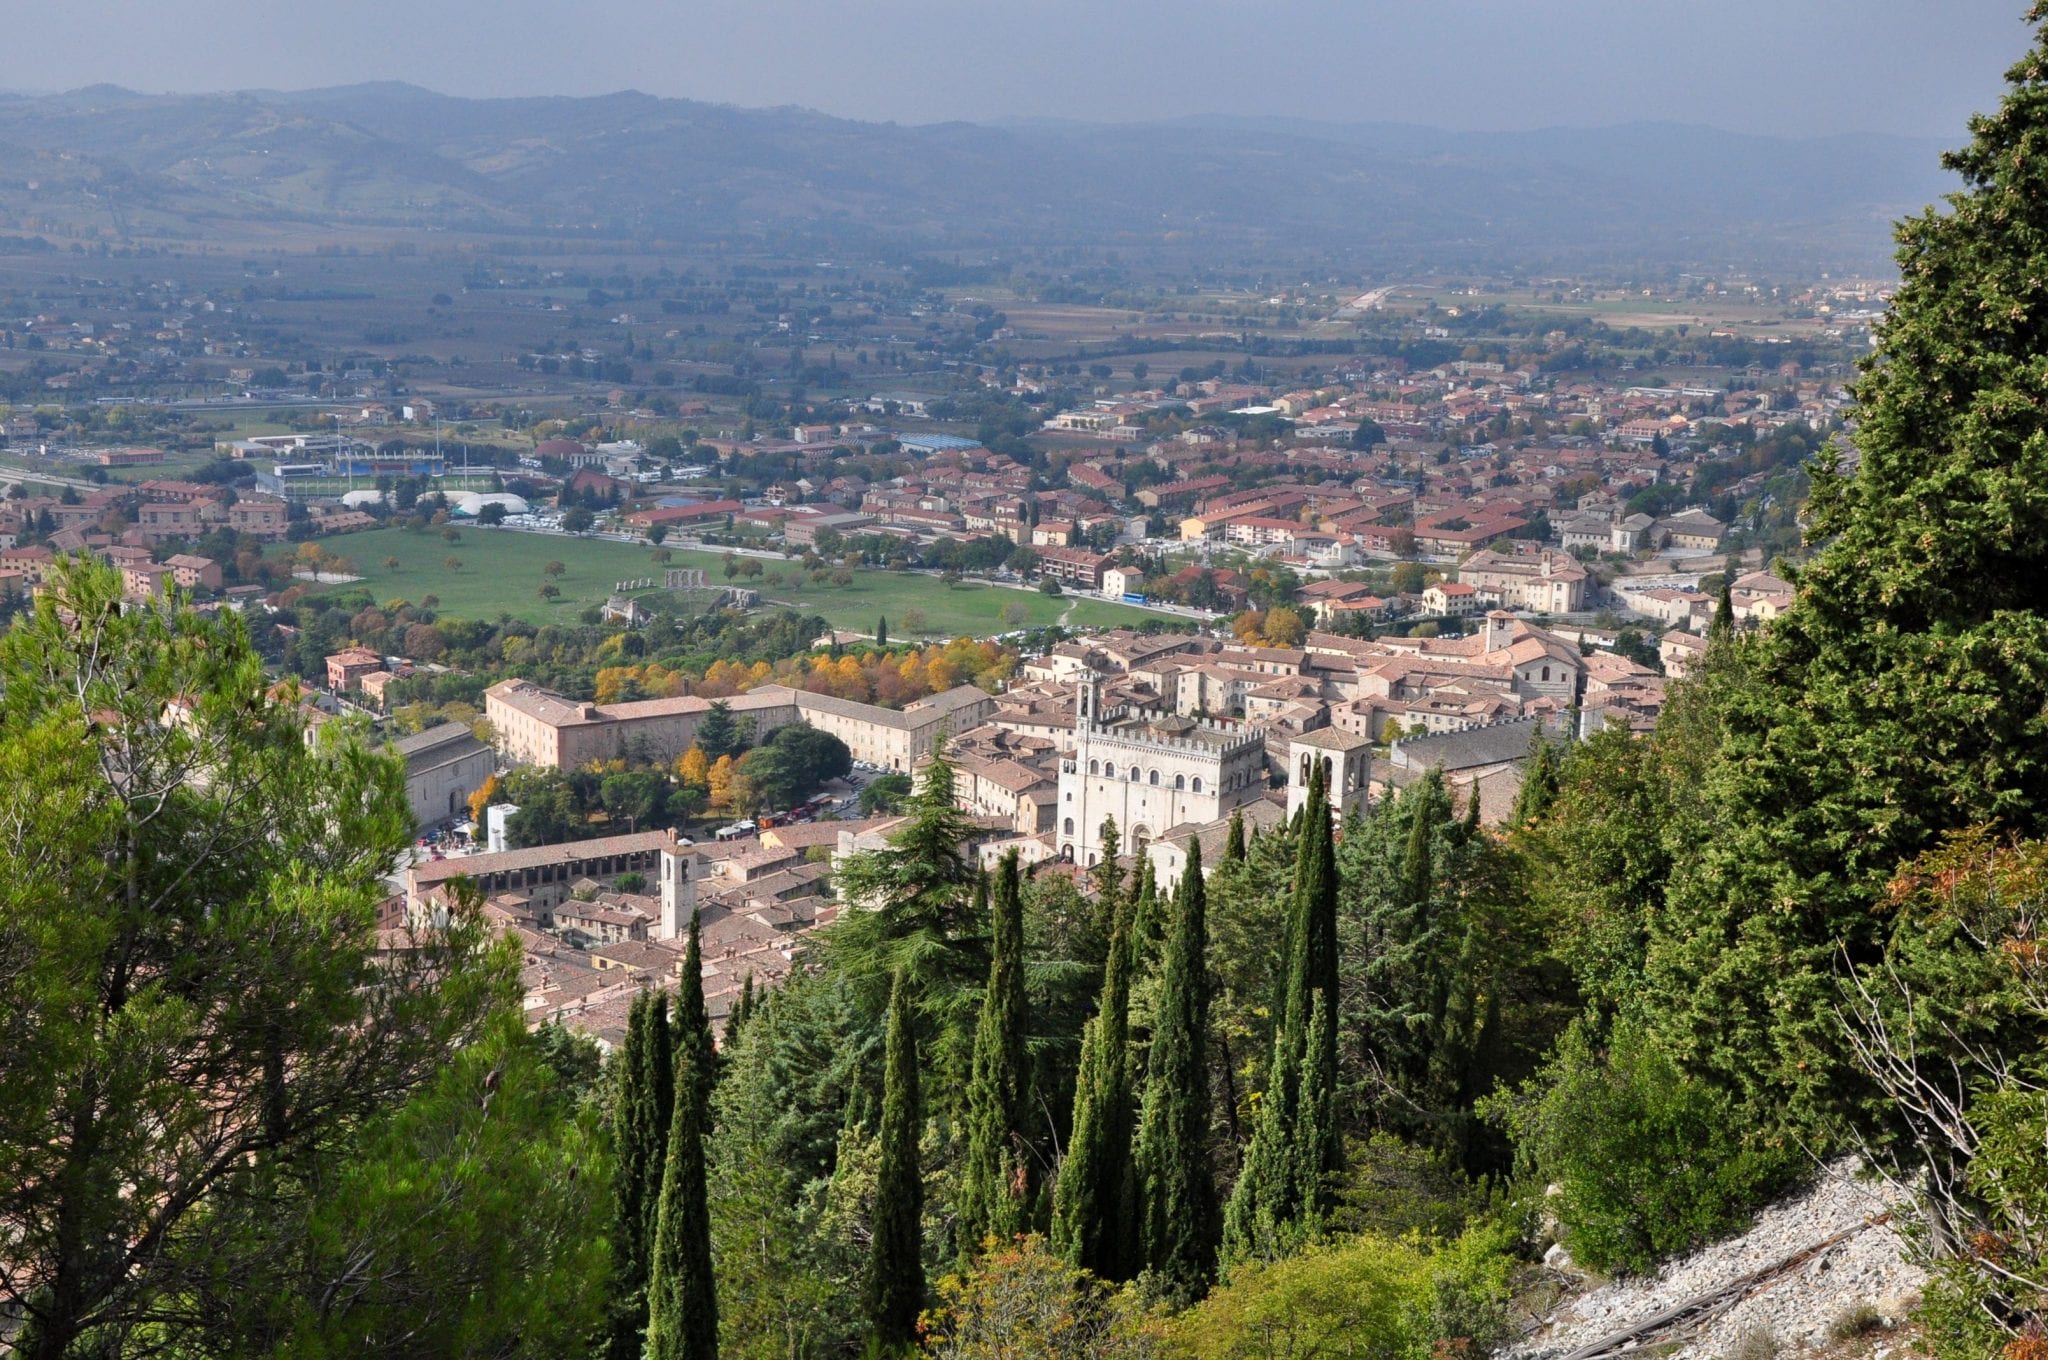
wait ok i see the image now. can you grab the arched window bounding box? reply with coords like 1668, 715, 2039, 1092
1089, 759, 1100, 775
1192, 776, 1204, 793
1541, 665, 1551, 682
1129, 766, 1140, 782
1104, 763, 1116, 779
1175, 773, 1186, 790
1149, 769, 1160, 786
1063, 816, 1074, 835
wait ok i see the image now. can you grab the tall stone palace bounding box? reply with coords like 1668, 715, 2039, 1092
1056, 675, 1266, 867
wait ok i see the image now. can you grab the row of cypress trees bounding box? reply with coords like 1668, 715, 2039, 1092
1040, 762, 1351, 1293
1224, 760, 1341, 1260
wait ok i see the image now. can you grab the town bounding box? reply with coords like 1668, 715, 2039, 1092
8, 21, 2042, 1360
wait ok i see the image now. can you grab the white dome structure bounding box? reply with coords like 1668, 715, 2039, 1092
451, 492, 530, 517
340, 489, 386, 509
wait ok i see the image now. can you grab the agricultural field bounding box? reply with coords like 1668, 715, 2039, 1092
284, 525, 1163, 635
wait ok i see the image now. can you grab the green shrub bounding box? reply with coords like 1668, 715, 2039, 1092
1167, 1224, 1513, 1360
1484, 1017, 1793, 1275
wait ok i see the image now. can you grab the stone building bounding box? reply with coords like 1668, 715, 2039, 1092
1055, 676, 1266, 867
485, 677, 992, 774
389, 721, 497, 829
1287, 726, 1375, 824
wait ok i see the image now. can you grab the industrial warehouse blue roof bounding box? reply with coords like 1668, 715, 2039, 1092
894, 433, 981, 452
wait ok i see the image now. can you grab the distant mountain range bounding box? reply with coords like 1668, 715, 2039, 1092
0, 83, 1958, 272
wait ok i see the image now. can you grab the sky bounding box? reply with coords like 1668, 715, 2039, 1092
0, 0, 2028, 139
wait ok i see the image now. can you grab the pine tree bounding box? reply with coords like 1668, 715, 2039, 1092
864, 973, 925, 1352
1135, 840, 1219, 1304
646, 915, 717, 1360
1225, 762, 1338, 1259
957, 849, 1034, 1256
695, 701, 743, 761
1053, 890, 1138, 1280
823, 755, 986, 1093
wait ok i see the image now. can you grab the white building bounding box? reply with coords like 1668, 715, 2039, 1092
1055, 677, 1266, 867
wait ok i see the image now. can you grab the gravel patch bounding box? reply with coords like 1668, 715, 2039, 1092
1516, 1161, 1926, 1360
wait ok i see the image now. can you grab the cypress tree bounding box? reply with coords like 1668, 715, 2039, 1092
1135, 840, 1218, 1304
1222, 809, 1246, 865
1400, 780, 1434, 910
1711, 563, 1735, 637
1461, 781, 1483, 839
1512, 725, 1559, 827
722, 972, 756, 1048
957, 849, 1033, 1256
1225, 761, 1339, 1259
1290, 992, 1338, 1225
865, 973, 925, 1352
876, 615, 887, 646
1129, 856, 1162, 966
605, 992, 656, 1360
1090, 817, 1125, 955
646, 915, 717, 1360
1053, 892, 1137, 1279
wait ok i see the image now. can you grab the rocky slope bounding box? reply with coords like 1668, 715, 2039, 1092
1517, 1162, 1927, 1360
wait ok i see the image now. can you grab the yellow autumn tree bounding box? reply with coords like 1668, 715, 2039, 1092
1262, 605, 1307, 648
702, 658, 741, 696
677, 745, 711, 788
831, 655, 869, 701
707, 754, 736, 811
594, 665, 640, 705
465, 773, 501, 826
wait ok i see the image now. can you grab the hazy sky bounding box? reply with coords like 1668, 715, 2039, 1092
1, 0, 2028, 138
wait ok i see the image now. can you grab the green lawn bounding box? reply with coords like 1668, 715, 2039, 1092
285, 526, 1164, 636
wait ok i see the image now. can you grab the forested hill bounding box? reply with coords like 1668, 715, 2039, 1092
0, 82, 1951, 271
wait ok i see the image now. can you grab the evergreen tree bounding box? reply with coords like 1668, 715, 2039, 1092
823, 756, 987, 1091
646, 915, 718, 1360
1052, 889, 1138, 1280
1090, 816, 1125, 953
606, 992, 670, 1360
1646, 13, 2048, 1132
1223, 809, 1247, 865
1513, 726, 1560, 827
695, 701, 744, 761
864, 973, 925, 1352
722, 973, 756, 1049
957, 849, 1035, 1256
1135, 840, 1219, 1304
1129, 856, 1163, 967
876, 616, 887, 646
1225, 762, 1339, 1259
1711, 563, 1735, 637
